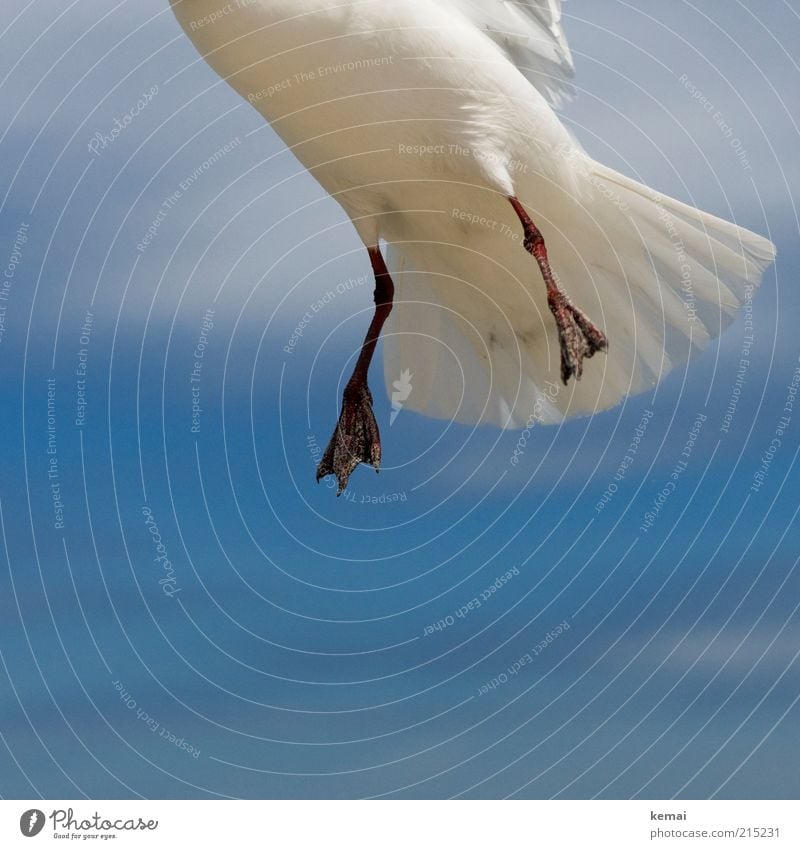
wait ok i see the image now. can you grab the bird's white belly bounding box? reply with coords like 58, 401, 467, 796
171, 0, 574, 241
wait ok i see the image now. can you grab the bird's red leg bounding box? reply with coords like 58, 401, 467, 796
316, 246, 395, 494
509, 196, 608, 384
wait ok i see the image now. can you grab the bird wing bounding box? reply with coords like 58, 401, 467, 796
453, 0, 575, 106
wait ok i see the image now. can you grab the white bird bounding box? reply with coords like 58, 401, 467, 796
170, 0, 775, 493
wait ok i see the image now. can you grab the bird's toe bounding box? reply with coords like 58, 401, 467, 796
549, 294, 608, 385
317, 382, 382, 494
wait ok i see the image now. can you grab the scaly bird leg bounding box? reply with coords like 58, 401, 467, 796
509, 196, 608, 384
316, 246, 395, 494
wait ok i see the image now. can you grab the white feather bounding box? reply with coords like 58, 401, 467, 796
170, 0, 776, 428
453, 0, 575, 106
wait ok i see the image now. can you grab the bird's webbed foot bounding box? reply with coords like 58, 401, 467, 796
316, 380, 381, 495
547, 289, 609, 384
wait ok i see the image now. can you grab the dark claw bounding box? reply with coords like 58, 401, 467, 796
510, 195, 609, 387
316, 382, 382, 494
548, 291, 608, 385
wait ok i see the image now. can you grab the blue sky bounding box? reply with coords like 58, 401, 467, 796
0, 0, 798, 799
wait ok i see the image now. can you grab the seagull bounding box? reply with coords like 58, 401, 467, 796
170, 0, 775, 493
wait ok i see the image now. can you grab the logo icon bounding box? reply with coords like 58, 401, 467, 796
19, 809, 45, 837
390, 369, 413, 425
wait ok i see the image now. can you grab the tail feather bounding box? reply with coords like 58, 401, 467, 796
382, 160, 775, 428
